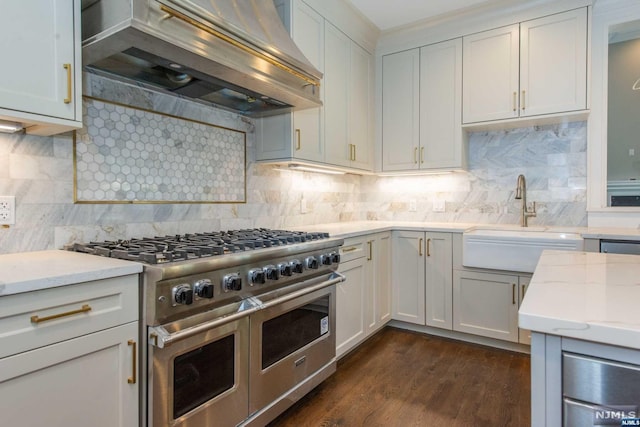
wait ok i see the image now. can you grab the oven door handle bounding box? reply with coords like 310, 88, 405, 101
148, 271, 346, 348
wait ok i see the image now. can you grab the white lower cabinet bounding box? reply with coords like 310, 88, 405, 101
453, 269, 530, 343
336, 232, 391, 358
336, 255, 367, 357
0, 275, 139, 427
518, 276, 531, 345
425, 232, 453, 330
0, 322, 138, 427
391, 231, 426, 324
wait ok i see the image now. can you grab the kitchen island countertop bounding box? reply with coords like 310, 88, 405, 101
0, 250, 142, 296
518, 250, 640, 350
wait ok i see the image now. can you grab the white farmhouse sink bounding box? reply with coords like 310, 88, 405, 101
462, 227, 584, 273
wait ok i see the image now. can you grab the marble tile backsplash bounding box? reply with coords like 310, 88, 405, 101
0, 73, 587, 254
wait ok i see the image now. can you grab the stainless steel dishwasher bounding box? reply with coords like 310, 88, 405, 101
563, 353, 640, 426
600, 239, 640, 254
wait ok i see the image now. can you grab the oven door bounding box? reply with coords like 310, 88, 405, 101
249, 284, 336, 414
150, 317, 249, 427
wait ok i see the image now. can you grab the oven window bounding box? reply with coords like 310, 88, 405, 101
173, 334, 235, 419
261, 295, 330, 369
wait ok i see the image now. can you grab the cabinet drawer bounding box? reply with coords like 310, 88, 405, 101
340, 237, 368, 262
0, 275, 139, 358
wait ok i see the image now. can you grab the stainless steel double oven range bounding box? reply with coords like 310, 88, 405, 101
72, 229, 344, 427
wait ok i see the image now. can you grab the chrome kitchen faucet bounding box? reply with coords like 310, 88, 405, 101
515, 174, 537, 227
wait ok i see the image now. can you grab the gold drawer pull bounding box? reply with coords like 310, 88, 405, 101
367, 241, 372, 260
63, 63, 72, 104
342, 247, 358, 253
295, 128, 301, 150
31, 304, 92, 324
127, 340, 137, 384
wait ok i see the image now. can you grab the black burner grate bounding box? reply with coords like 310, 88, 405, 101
70, 229, 330, 264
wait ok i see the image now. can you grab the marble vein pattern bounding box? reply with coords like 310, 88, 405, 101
519, 250, 640, 349
0, 72, 587, 254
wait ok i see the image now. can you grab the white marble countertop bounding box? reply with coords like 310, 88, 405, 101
297, 221, 491, 239
519, 250, 640, 350
0, 250, 143, 296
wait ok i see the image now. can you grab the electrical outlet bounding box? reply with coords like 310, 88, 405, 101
0, 196, 16, 225
409, 199, 417, 212
433, 200, 446, 212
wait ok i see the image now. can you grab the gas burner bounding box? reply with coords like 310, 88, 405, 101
69, 229, 330, 264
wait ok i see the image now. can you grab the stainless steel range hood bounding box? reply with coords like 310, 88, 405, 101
81, 0, 322, 116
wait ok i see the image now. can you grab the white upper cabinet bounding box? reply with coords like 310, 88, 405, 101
0, 0, 82, 135
519, 9, 588, 117
257, 0, 324, 163
420, 38, 463, 170
463, 25, 520, 123
382, 49, 421, 171
324, 23, 350, 168
257, 0, 375, 172
463, 8, 588, 124
382, 39, 463, 172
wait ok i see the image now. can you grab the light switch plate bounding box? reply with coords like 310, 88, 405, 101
0, 196, 16, 225
409, 199, 417, 212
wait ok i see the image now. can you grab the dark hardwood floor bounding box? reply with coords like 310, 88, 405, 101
268, 327, 530, 427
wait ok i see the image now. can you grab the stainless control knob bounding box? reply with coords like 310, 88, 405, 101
248, 269, 266, 285
263, 265, 279, 280
278, 262, 292, 277
319, 254, 332, 266
305, 256, 319, 270
289, 259, 303, 274
330, 252, 341, 264
193, 279, 214, 299
223, 273, 242, 292
172, 284, 193, 305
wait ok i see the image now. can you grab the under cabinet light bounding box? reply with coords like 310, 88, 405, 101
279, 164, 346, 175
0, 120, 23, 133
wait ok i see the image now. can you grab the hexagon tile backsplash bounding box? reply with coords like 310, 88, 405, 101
74, 97, 246, 203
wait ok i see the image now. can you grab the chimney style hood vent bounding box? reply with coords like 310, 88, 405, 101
81, 0, 322, 116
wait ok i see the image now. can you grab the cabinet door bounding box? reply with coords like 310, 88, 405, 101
463, 25, 520, 123
520, 8, 587, 116
324, 22, 350, 168
349, 42, 374, 171
392, 231, 425, 325
518, 276, 532, 345
453, 270, 519, 342
336, 257, 367, 358
420, 39, 463, 169
382, 49, 420, 171
374, 232, 392, 326
0, 0, 77, 121
291, 0, 324, 162
0, 322, 138, 427
425, 232, 453, 330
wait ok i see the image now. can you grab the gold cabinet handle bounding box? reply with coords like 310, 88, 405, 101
512, 283, 516, 305
353, 144, 357, 162
418, 238, 423, 256
420, 147, 424, 164
342, 246, 358, 253
521, 284, 527, 299
414, 147, 418, 164
295, 128, 301, 150
367, 240, 372, 260
426, 238, 431, 257
512, 91, 517, 112
521, 90, 526, 111
63, 63, 72, 104
127, 340, 137, 384
30, 304, 91, 324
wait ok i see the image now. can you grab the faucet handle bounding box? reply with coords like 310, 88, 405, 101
527, 201, 537, 216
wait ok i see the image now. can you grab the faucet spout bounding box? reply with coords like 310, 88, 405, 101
515, 174, 536, 227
